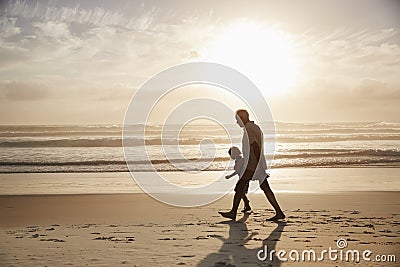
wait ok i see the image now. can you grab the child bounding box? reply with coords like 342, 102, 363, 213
225, 146, 251, 212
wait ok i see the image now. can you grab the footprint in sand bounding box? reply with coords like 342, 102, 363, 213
363, 231, 374, 234
40, 238, 65, 242
158, 237, 177, 240
93, 236, 114, 240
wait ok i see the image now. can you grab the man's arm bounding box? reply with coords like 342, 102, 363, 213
250, 141, 261, 164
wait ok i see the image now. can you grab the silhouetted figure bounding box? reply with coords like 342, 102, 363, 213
197, 214, 252, 267
197, 214, 286, 266
225, 146, 251, 212
258, 221, 287, 266
219, 109, 285, 221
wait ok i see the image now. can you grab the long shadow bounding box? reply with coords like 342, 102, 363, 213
197, 214, 286, 267
258, 221, 287, 266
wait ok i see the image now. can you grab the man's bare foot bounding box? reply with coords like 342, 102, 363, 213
218, 211, 237, 220
241, 206, 252, 213
266, 212, 285, 221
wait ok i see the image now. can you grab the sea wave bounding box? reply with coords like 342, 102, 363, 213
1, 122, 400, 137
0, 137, 231, 147
1, 158, 399, 173
1, 148, 399, 173
1, 134, 399, 147
1, 122, 399, 173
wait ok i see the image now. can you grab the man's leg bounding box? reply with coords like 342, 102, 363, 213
241, 194, 251, 212
260, 178, 285, 220
242, 194, 250, 206
241, 180, 251, 212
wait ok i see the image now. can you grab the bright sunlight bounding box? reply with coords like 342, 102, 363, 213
202, 20, 300, 95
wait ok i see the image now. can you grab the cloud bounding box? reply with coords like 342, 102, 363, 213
4, 0, 157, 31
353, 78, 400, 104
351, 43, 400, 69
0, 0, 399, 123
271, 78, 400, 122
0, 81, 50, 101
33, 21, 70, 39
0, 1, 218, 97
293, 28, 400, 88
0, 16, 20, 38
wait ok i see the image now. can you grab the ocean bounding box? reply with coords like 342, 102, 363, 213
0, 122, 399, 173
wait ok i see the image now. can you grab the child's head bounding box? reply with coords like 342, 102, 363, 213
228, 146, 241, 159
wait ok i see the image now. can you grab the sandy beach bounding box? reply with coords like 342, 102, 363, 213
1, 190, 399, 266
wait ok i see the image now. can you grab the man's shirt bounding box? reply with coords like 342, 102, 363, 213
242, 121, 267, 181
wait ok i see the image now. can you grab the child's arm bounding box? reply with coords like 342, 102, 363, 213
225, 171, 238, 179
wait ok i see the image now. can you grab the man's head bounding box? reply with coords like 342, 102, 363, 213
235, 109, 249, 128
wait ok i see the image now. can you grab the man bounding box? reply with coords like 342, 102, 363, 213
219, 109, 285, 221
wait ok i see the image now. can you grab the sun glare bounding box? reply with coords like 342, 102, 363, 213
202, 21, 299, 95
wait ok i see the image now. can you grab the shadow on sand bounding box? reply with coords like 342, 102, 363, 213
197, 213, 286, 267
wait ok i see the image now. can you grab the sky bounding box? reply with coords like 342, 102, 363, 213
0, 0, 399, 124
